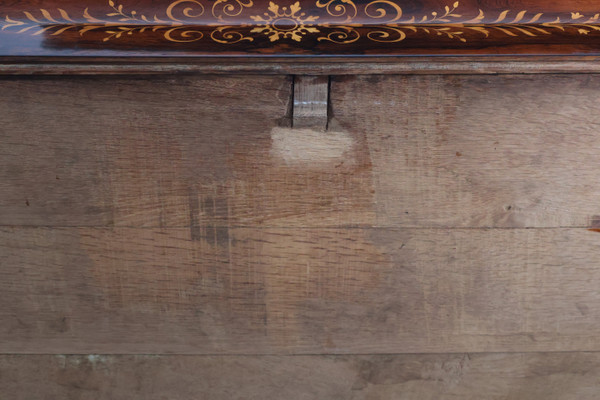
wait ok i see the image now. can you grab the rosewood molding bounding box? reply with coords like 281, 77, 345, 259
2, 0, 600, 57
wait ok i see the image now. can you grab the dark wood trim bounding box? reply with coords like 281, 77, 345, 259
3, 1, 600, 57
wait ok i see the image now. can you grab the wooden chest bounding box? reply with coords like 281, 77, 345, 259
2, 0, 600, 398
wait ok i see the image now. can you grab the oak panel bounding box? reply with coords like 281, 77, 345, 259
3, 74, 600, 228
332, 74, 600, 228
3, 353, 600, 400
2, 227, 600, 354
0, 74, 378, 227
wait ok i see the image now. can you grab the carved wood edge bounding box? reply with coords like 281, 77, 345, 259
3, 57, 600, 75
3, 1, 600, 58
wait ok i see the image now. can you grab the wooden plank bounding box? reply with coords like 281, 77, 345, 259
0, 74, 376, 228
3, 226, 600, 354
331, 73, 600, 228
3, 74, 600, 228
2, 352, 600, 399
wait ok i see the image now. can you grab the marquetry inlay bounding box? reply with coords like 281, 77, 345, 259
3, 0, 600, 45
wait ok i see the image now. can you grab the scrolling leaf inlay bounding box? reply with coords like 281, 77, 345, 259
2, 0, 600, 45
1, 0, 253, 43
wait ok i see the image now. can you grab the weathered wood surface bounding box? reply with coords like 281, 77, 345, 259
0, 75, 301, 227
3, 69, 600, 400
2, 226, 600, 354
0, 74, 373, 227
330, 73, 600, 228
2, 74, 600, 228
3, 353, 600, 399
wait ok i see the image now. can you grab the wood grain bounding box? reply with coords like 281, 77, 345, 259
3, 74, 600, 228
0, 74, 375, 227
6, 57, 600, 75
3, 226, 600, 354
3, 352, 600, 399
332, 73, 600, 228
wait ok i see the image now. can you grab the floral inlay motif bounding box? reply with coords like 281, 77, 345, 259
250, 1, 319, 42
